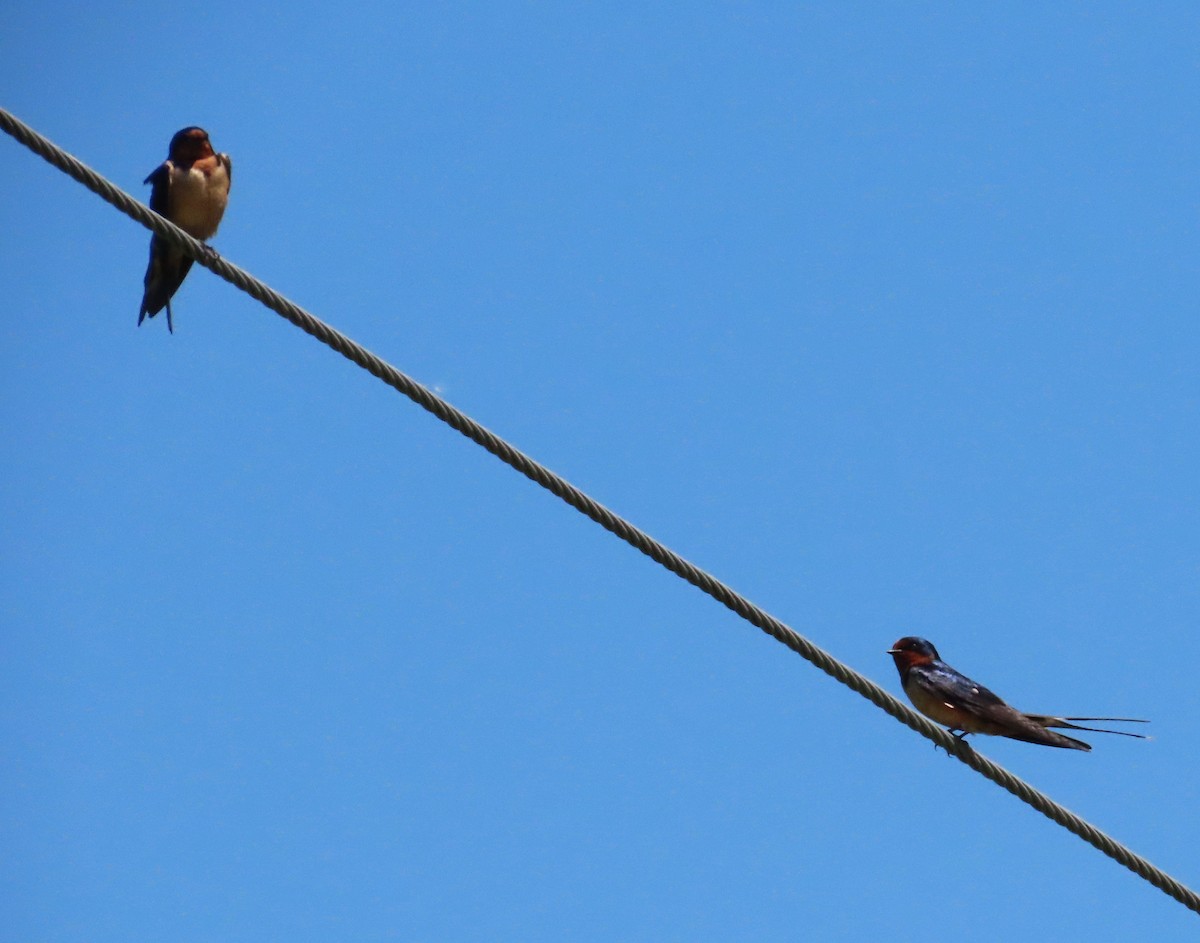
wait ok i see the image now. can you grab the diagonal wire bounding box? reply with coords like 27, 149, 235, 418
3, 105, 1197, 916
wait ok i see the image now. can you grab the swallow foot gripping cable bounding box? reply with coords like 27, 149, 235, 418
2, 106, 1197, 917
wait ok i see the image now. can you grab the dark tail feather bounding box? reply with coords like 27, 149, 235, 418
1050, 731, 1092, 751
1028, 715, 1151, 740
1005, 725, 1092, 750
140, 240, 192, 329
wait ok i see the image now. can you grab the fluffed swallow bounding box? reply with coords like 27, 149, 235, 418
888, 637, 1148, 751
139, 127, 232, 333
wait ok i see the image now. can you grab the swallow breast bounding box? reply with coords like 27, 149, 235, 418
169, 160, 230, 240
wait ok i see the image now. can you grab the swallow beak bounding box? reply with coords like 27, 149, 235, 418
886, 648, 901, 655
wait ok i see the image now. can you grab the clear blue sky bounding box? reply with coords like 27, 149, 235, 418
4, 4, 1199, 940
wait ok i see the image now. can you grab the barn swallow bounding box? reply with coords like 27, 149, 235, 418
888, 637, 1148, 751
139, 127, 232, 333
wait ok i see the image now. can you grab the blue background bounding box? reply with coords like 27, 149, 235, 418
4, 4, 1199, 939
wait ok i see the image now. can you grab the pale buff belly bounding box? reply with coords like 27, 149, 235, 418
906, 681, 991, 732
169, 165, 230, 239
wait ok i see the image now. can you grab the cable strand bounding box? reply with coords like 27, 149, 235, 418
3, 106, 1196, 916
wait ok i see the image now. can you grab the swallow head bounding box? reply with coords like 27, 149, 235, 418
167, 126, 216, 164
887, 636, 941, 673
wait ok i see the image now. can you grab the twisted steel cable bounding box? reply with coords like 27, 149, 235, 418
3, 106, 1196, 916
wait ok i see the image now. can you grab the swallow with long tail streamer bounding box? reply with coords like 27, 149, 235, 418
887, 637, 1148, 751
139, 127, 232, 333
